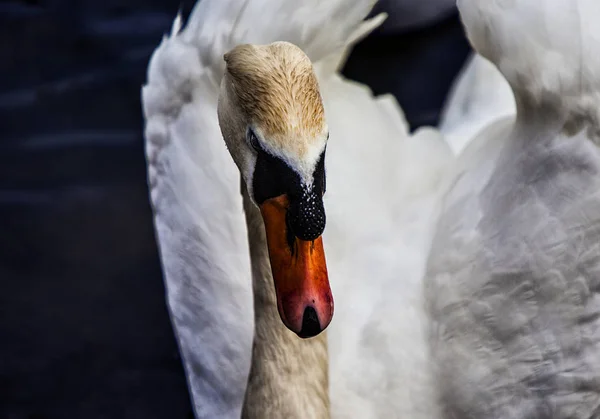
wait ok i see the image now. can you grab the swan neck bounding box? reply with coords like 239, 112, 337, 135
241, 185, 330, 419
512, 90, 600, 144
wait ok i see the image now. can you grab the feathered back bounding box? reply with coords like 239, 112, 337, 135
141, 1, 383, 418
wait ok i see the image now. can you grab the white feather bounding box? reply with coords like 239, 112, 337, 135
143, 18, 254, 418
142, 0, 473, 417
440, 53, 515, 155
427, 1, 600, 417
142, 1, 400, 418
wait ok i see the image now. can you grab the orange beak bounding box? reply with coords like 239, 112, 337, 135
259, 195, 333, 338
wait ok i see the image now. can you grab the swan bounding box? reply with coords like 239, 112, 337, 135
426, 0, 600, 417
142, 0, 455, 417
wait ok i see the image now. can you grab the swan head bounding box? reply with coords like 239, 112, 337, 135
218, 42, 333, 338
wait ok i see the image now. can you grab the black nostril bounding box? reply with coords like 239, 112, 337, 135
298, 306, 322, 338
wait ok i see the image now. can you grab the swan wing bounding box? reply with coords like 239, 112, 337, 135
142, 16, 253, 419
318, 37, 456, 419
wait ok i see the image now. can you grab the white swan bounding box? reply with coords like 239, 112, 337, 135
142, 0, 456, 417
426, 0, 600, 417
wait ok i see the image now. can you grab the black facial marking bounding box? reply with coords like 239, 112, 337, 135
250, 129, 327, 243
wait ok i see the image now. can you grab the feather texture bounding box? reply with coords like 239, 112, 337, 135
142, 1, 391, 417
440, 53, 515, 155
427, 1, 600, 417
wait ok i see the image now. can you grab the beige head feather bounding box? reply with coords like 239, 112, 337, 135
223, 42, 328, 179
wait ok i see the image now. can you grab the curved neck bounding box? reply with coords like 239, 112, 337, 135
241, 185, 330, 419
512, 90, 600, 145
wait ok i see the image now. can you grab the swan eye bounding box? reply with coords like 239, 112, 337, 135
247, 129, 261, 152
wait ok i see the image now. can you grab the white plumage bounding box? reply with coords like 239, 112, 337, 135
143, 0, 600, 417
142, 0, 455, 417
143, 14, 253, 418
426, 1, 600, 417
321, 72, 452, 419
440, 53, 515, 155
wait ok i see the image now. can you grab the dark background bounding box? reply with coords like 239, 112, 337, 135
0, 1, 470, 418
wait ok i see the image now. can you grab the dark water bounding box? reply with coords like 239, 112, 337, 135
0, 2, 469, 418
1, 2, 196, 418
343, 12, 472, 129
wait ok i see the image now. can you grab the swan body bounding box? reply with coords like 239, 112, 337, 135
426, 1, 600, 417
321, 74, 451, 419
143, 0, 457, 417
